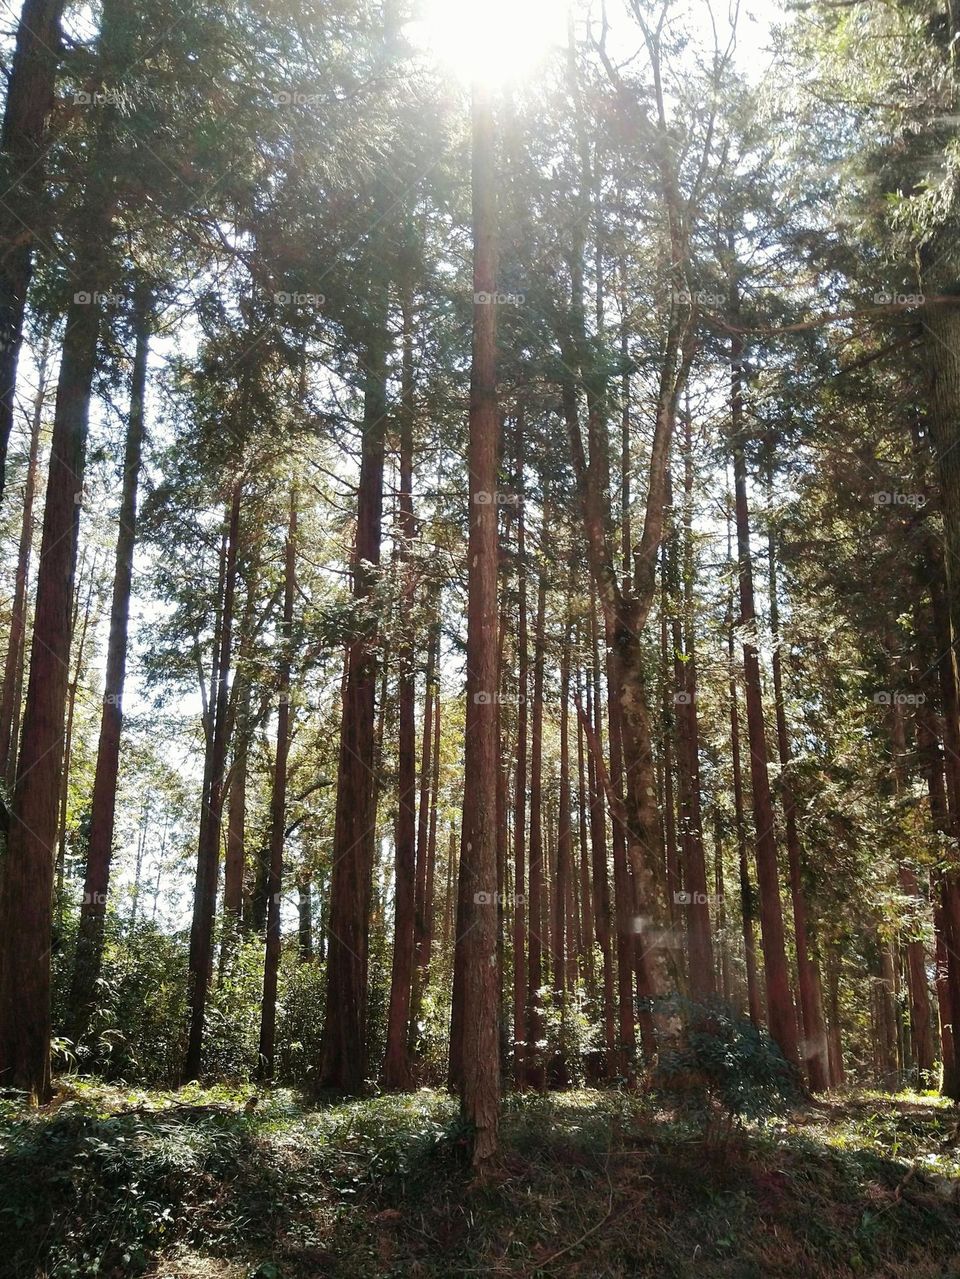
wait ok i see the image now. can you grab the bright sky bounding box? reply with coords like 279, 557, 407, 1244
410, 0, 785, 88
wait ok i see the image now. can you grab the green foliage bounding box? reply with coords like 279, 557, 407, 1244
647, 995, 804, 1140
2, 1087, 959, 1278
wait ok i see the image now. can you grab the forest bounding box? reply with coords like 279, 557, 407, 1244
4, 0, 960, 1274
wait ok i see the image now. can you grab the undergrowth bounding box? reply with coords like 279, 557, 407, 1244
1, 1082, 958, 1278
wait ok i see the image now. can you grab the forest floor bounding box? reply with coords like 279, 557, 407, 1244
2, 1082, 960, 1278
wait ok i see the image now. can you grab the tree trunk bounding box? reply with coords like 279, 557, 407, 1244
523, 565, 547, 1089
258, 490, 296, 1079
57, 561, 97, 923
70, 284, 150, 1039
0, 284, 103, 1096
0, 335, 51, 782
729, 318, 798, 1067
512, 419, 528, 1084
297, 874, 313, 960
223, 697, 250, 926
383, 293, 418, 1090
319, 315, 388, 1092
669, 439, 714, 1000
451, 80, 501, 1171
184, 481, 241, 1080
0, 0, 66, 496
766, 482, 828, 1088
588, 602, 617, 1067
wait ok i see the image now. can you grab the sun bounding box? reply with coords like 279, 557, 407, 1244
410, 0, 567, 88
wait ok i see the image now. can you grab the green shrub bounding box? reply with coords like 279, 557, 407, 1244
645, 994, 804, 1143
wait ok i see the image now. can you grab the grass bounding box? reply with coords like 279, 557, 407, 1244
1, 1081, 959, 1277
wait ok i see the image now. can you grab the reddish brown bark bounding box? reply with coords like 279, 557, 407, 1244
729, 318, 798, 1067
319, 317, 388, 1092
0, 0, 67, 496
0, 337, 50, 783
0, 288, 101, 1097
185, 481, 241, 1080
587, 605, 616, 1066
766, 492, 828, 1089
258, 490, 296, 1079
70, 285, 150, 1038
450, 80, 501, 1170
512, 422, 528, 1083
384, 294, 418, 1090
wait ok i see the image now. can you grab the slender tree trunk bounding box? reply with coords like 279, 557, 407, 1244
410, 623, 439, 1047
184, 482, 241, 1080
825, 950, 845, 1087
384, 294, 418, 1090
512, 419, 528, 1084
70, 285, 150, 1038
296, 875, 312, 959
223, 701, 250, 925
575, 657, 596, 999
450, 79, 501, 1171
588, 603, 616, 1067
258, 490, 296, 1079
670, 436, 714, 1000
524, 566, 547, 1089
0, 0, 67, 497
57, 561, 97, 922
729, 315, 798, 1068
889, 695, 935, 1082
766, 482, 828, 1088
0, 336, 50, 782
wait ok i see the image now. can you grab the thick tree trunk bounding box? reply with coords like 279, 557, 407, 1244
0, 288, 101, 1097
70, 285, 150, 1039
258, 490, 296, 1079
0, 0, 67, 496
184, 482, 241, 1080
0, 336, 50, 782
451, 80, 500, 1170
320, 318, 387, 1092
